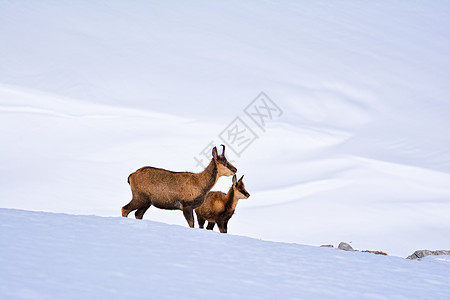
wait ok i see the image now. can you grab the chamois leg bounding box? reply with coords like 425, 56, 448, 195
122, 193, 148, 217
216, 219, 229, 233
221, 220, 229, 234
197, 215, 206, 229
135, 205, 151, 219
182, 207, 195, 228
206, 222, 215, 230
217, 221, 225, 233
122, 201, 139, 217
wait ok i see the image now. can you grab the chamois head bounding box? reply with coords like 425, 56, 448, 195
212, 145, 237, 177
232, 174, 250, 199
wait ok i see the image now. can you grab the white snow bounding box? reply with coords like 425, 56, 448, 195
1, 208, 449, 300
1, 1, 450, 297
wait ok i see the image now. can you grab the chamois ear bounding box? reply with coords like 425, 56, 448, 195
232, 174, 237, 185
212, 147, 218, 160
238, 175, 244, 182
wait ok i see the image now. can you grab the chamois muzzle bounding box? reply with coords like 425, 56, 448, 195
227, 162, 237, 174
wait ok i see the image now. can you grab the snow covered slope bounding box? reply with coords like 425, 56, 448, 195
1, 209, 449, 300
1, 1, 450, 257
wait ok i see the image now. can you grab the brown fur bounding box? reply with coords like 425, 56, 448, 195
361, 250, 388, 256
195, 174, 250, 233
122, 146, 237, 228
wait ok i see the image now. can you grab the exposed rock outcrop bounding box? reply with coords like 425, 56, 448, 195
338, 242, 354, 251
321, 242, 388, 255
407, 250, 450, 259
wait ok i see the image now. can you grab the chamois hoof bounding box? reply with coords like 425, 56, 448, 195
121, 207, 130, 217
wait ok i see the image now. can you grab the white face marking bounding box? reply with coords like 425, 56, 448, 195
218, 163, 234, 176
235, 185, 249, 199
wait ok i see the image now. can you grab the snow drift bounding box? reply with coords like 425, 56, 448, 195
1, 1, 450, 259
1, 209, 449, 300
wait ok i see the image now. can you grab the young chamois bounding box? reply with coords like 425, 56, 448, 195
195, 174, 250, 233
122, 145, 237, 228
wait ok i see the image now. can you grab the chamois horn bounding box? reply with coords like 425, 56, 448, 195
220, 144, 226, 155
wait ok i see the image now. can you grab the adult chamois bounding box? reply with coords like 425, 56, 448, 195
195, 174, 250, 233
122, 145, 236, 228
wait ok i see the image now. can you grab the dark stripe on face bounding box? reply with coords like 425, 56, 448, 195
219, 156, 237, 173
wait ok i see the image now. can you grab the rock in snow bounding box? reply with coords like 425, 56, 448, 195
338, 242, 355, 251
407, 250, 450, 259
